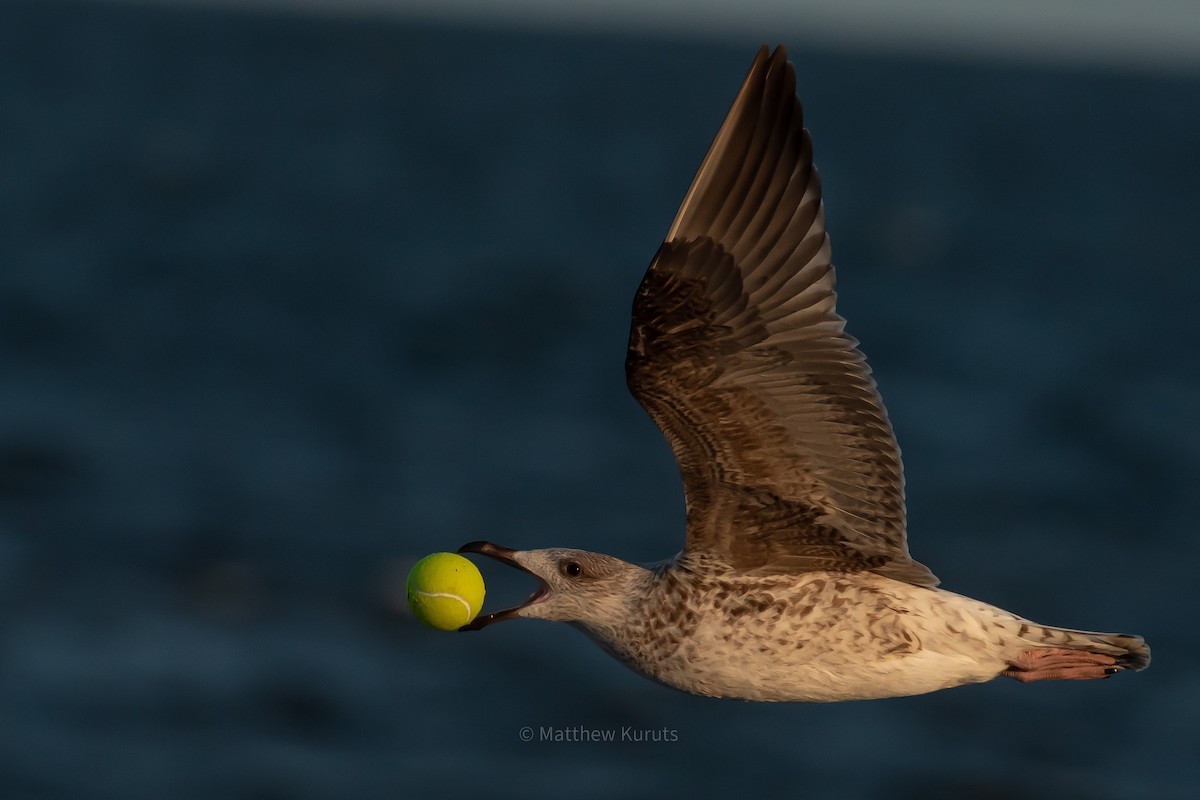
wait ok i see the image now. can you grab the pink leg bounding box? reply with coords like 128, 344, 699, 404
1001, 648, 1119, 683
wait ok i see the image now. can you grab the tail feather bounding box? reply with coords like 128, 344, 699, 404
1020, 624, 1150, 672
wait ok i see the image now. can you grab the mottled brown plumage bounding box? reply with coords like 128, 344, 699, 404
626, 47, 933, 587
455, 46, 1149, 702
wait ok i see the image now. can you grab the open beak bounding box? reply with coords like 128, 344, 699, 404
456, 541, 551, 631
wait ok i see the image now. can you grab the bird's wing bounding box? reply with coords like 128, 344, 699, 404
626, 46, 936, 587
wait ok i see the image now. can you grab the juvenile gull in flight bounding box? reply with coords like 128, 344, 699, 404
459, 46, 1149, 702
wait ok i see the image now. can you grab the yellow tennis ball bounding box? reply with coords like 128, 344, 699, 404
405, 552, 485, 631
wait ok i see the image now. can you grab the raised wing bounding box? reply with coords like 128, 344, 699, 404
626, 46, 936, 587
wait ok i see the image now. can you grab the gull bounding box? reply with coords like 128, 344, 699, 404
457, 46, 1149, 702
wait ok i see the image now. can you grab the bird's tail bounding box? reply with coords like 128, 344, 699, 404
1027, 625, 1149, 670
1003, 623, 1150, 682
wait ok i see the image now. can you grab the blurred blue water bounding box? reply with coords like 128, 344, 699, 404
1, 1, 1198, 798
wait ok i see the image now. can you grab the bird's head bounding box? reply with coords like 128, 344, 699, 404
456, 541, 651, 631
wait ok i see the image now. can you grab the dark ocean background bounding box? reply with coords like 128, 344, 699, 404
2, 1, 1198, 798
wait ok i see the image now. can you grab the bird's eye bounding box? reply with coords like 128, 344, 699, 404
562, 560, 583, 578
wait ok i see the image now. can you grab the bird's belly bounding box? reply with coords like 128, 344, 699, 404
596, 577, 1013, 702
641, 639, 1000, 702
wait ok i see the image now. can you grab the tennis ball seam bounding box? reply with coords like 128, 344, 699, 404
414, 589, 473, 619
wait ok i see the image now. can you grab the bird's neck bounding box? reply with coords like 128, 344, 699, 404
569, 563, 703, 676
568, 566, 657, 653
